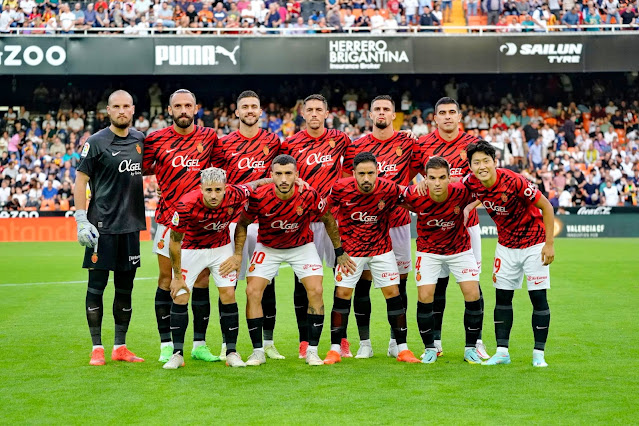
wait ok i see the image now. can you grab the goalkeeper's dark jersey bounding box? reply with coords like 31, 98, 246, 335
77, 127, 146, 234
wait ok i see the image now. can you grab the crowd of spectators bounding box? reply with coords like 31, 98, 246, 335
1, 77, 638, 212
0, 0, 637, 34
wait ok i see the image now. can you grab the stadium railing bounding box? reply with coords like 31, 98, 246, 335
5, 23, 638, 35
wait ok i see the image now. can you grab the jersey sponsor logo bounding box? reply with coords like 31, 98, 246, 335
482, 200, 508, 214
377, 161, 397, 174
81, 142, 90, 157
237, 157, 265, 170
351, 211, 378, 223
306, 152, 333, 166
450, 168, 463, 177
171, 211, 179, 226
461, 268, 479, 274
166, 148, 178, 153
298, 147, 310, 154
381, 272, 399, 281
524, 182, 538, 201
203, 220, 230, 231
303, 264, 323, 271
111, 151, 121, 156
171, 155, 201, 171
118, 159, 142, 175
427, 218, 456, 230
527, 275, 548, 283
271, 220, 300, 232
231, 152, 240, 156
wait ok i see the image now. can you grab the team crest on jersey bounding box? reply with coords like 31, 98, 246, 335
492, 273, 497, 283
454, 206, 461, 215
197, 142, 203, 153
158, 239, 165, 250
459, 150, 467, 161
227, 207, 234, 215
249, 264, 255, 272
501, 193, 508, 202
336, 271, 343, 282
378, 199, 386, 210
395, 146, 403, 157
328, 138, 335, 148
91, 253, 98, 263
416, 272, 422, 282
263, 145, 270, 155
296, 206, 304, 216
136, 144, 141, 155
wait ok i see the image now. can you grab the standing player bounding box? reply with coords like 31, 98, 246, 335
143, 89, 220, 364
324, 152, 421, 365
464, 141, 555, 367
342, 95, 418, 359
415, 97, 488, 359
280, 94, 352, 359
162, 167, 273, 369
212, 90, 284, 361
231, 155, 354, 366
402, 157, 483, 364
74, 90, 146, 366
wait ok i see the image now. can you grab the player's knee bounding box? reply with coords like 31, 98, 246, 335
245, 283, 264, 302
335, 286, 353, 300
174, 293, 190, 305
305, 284, 323, 303
382, 285, 400, 299
460, 282, 480, 301
417, 285, 435, 303
219, 287, 236, 304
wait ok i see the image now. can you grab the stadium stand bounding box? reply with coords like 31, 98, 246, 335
0, 0, 637, 33
1, 74, 638, 211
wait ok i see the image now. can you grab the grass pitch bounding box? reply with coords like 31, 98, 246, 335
1, 239, 638, 424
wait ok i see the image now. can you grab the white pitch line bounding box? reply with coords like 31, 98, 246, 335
0, 265, 293, 288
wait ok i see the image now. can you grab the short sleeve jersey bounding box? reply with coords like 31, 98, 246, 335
343, 131, 417, 228
403, 182, 473, 255
463, 168, 545, 249
170, 185, 251, 250
416, 130, 481, 226
280, 129, 350, 200
245, 184, 326, 249
143, 125, 218, 226
212, 129, 281, 184
328, 177, 401, 257
77, 127, 146, 234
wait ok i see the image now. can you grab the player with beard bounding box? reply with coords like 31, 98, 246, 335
342, 95, 419, 359
414, 97, 488, 360
211, 90, 284, 361
231, 154, 355, 366
324, 152, 421, 365
143, 89, 220, 364
74, 90, 146, 365
279, 94, 353, 359
464, 141, 555, 367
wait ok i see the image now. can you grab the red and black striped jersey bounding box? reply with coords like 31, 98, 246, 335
170, 185, 251, 250
280, 129, 350, 200
212, 129, 281, 185
328, 177, 401, 257
245, 184, 326, 249
343, 132, 418, 228
143, 126, 218, 226
403, 182, 473, 255
416, 129, 481, 227
463, 169, 545, 249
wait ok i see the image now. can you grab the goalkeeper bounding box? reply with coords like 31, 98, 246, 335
73, 90, 147, 367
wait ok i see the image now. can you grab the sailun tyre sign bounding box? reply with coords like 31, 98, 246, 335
499, 42, 583, 64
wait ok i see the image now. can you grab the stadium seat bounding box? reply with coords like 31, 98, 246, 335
545, 117, 557, 126
468, 15, 482, 26
40, 199, 55, 211
480, 129, 488, 138
380, 9, 389, 19
615, 128, 625, 143
59, 199, 70, 211
352, 9, 362, 17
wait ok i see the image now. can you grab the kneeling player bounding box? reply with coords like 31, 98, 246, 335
402, 157, 483, 364
231, 154, 354, 367
464, 141, 555, 367
324, 152, 421, 365
163, 167, 271, 369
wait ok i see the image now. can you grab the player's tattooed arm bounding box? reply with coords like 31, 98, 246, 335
219, 213, 250, 276
398, 129, 417, 140
319, 211, 357, 275
534, 194, 556, 266
245, 178, 273, 190
169, 230, 189, 298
